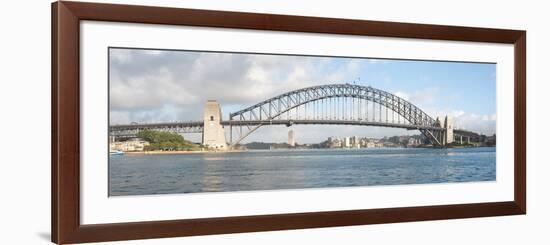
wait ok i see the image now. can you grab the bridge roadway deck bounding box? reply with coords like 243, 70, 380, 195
110, 121, 203, 130
453, 129, 480, 137
221, 119, 444, 131
110, 120, 445, 131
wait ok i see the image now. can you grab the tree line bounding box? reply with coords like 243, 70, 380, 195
136, 130, 201, 151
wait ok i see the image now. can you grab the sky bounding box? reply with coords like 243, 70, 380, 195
109, 48, 496, 144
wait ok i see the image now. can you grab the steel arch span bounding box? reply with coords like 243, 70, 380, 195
228, 83, 446, 147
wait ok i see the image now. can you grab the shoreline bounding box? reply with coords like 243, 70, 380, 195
121, 145, 495, 155
125, 150, 249, 155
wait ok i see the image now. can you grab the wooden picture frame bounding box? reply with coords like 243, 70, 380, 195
52, 1, 526, 244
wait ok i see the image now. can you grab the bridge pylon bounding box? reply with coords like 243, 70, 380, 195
202, 100, 228, 150
444, 115, 454, 144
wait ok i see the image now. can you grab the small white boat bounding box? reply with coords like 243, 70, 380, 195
109, 150, 124, 156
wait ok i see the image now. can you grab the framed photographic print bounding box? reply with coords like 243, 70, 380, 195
52, 1, 526, 244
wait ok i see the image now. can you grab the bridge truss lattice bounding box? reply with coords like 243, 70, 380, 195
228, 84, 445, 146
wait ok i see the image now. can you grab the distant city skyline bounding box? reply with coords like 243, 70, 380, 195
109, 48, 496, 144
237, 131, 495, 146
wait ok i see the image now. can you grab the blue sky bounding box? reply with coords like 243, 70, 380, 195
349, 59, 496, 116
109, 48, 496, 143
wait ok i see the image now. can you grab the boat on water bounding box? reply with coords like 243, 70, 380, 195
109, 150, 124, 156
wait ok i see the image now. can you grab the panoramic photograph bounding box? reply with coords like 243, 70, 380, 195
108, 47, 497, 196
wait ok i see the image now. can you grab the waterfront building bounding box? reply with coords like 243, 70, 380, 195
350, 136, 360, 148
408, 137, 420, 146
110, 138, 150, 152
343, 137, 351, 148
331, 138, 342, 148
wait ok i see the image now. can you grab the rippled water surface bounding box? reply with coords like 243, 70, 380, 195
109, 147, 496, 196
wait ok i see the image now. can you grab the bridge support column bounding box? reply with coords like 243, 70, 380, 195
444, 115, 454, 145
203, 100, 228, 150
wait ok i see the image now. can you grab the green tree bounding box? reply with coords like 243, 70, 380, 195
136, 130, 200, 151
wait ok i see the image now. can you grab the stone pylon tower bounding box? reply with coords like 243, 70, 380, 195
202, 100, 227, 150
444, 115, 454, 144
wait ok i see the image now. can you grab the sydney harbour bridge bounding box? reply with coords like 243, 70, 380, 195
110, 84, 480, 149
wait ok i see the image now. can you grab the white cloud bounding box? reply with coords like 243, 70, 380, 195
426, 108, 496, 135
410, 87, 439, 106
393, 87, 438, 108
451, 110, 465, 117
110, 49, 132, 64
143, 50, 164, 56
453, 113, 496, 135
393, 91, 410, 100
368, 59, 390, 64
109, 49, 365, 124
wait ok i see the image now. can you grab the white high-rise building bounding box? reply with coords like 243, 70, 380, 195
288, 129, 295, 147
343, 137, 351, 148
350, 136, 360, 148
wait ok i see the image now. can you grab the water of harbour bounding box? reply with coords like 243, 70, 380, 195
109, 147, 496, 196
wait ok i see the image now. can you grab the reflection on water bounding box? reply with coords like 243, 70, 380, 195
109, 147, 496, 196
